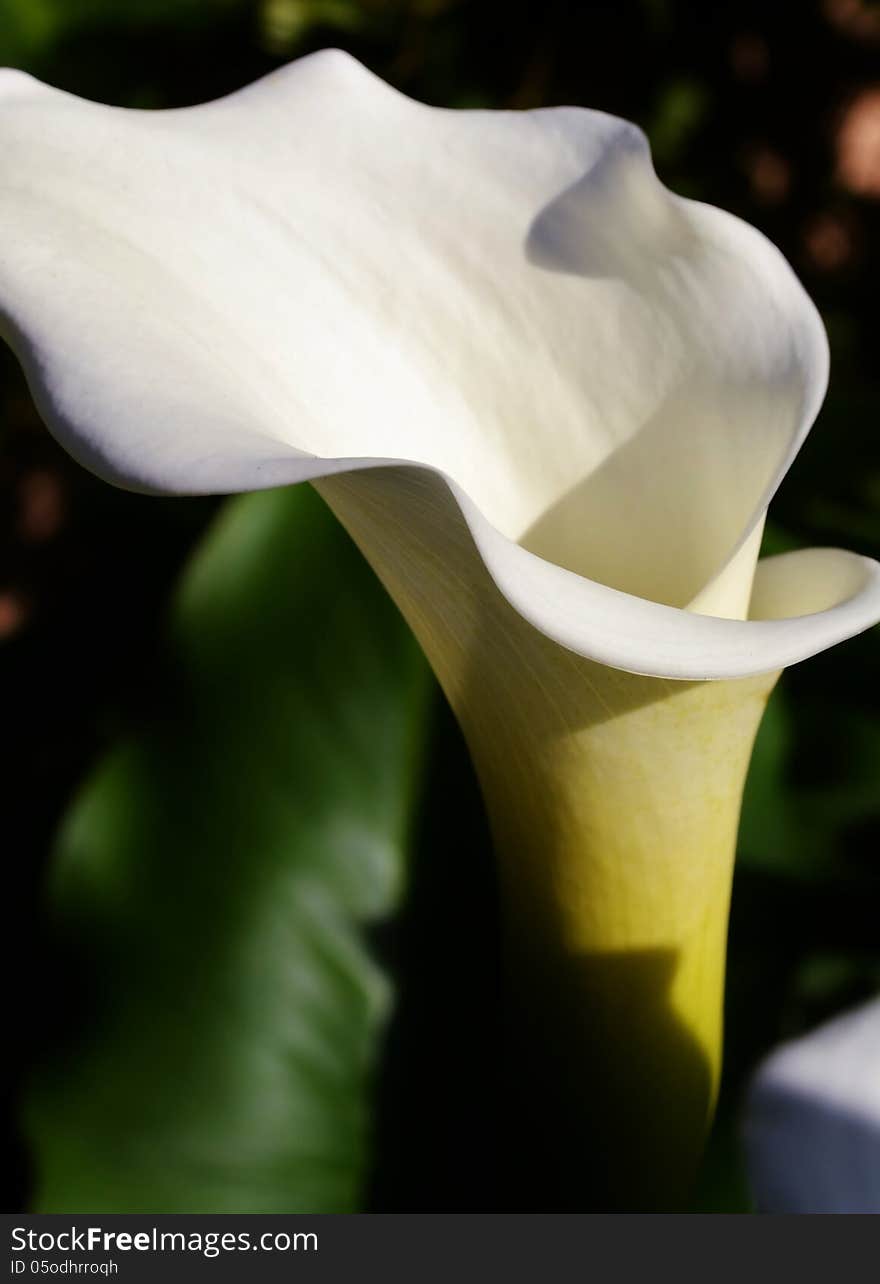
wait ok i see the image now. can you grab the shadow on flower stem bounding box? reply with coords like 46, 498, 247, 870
503, 946, 711, 1212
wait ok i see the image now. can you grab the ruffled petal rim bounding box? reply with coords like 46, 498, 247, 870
0, 53, 876, 680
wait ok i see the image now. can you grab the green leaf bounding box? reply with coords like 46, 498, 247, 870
25, 484, 431, 1212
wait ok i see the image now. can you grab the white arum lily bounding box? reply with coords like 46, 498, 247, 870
2, 49, 879, 1209
745, 999, 880, 1213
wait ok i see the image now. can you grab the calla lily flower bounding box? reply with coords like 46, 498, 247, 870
745, 999, 880, 1213
2, 49, 879, 1209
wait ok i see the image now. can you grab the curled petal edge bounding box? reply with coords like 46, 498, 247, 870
89, 443, 879, 683
0, 56, 876, 682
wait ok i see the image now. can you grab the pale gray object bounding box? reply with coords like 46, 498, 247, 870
744, 998, 880, 1213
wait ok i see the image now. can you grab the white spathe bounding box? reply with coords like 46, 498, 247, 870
0, 49, 878, 679
745, 998, 880, 1213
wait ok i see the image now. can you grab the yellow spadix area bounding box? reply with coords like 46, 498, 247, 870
318, 466, 776, 1209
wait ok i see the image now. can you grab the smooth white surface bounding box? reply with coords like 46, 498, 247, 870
0, 50, 878, 678
745, 999, 880, 1213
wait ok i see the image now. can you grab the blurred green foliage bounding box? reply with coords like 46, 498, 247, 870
2, 0, 879, 1213
26, 485, 429, 1212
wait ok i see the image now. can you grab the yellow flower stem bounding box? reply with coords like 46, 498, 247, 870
316, 468, 777, 1209
475, 664, 776, 1208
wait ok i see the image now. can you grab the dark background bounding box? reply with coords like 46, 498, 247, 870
2, 0, 879, 1212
